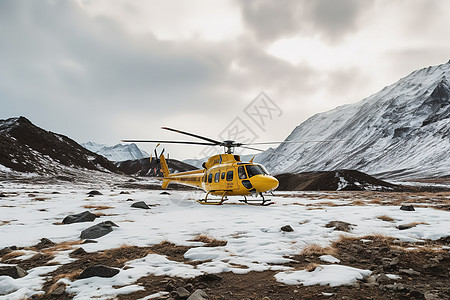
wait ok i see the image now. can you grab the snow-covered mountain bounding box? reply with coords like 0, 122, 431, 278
260, 61, 450, 179
82, 142, 149, 162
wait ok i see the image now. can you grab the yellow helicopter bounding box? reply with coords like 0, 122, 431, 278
123, 127, 280, 205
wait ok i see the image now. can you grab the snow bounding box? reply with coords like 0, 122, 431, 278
0, 179, 449, 298
257, 61, 450, 180
319, 255, 340, 264
82, 141, 149, 162
0, 164, 12, 172
275, 264, 372, 287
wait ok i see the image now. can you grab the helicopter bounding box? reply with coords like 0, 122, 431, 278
122, 127, 280, 206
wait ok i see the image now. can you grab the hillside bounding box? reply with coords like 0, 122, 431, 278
259, 61, 450, 180
115, 157, 197, 177
0, 117, 117, 174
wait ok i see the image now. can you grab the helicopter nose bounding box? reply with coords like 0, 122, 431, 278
250, 175, 279, 192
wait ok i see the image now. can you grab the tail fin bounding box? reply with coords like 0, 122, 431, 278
159, 153, 170, 189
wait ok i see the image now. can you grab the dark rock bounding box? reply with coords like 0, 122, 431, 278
131, 201, 150, 209
77, 265, 120, 279
160, 191, 171, 195
437, 235, 450, 244
63, 211, 98, 224
377, 274, 392, 284
399, 268, 420, 276
83, 239, 98, 244
185, 283, 194, 292
80, 221, 119, 240
51, 284, 66, 296
0, 246, 17, 256
398, 224, 416, 230
187, 289, 208, 300
0, 193, 6, 197
71, 247, 87, 256
400, 205, 415, 211
126, 198, 133, 201
120, 191, 130, 194
197, 273, 222, 282
281, 225, 294, 232
87, 190, 103, 196
34, 238, 55, 250
177, 286, 191, 298
0, 265, 28, 278
325, 221, 353, 232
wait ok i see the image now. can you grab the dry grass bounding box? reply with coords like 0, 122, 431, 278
301, 244, 335, 256
405, 221, 430, 227
305, 263, 320, 272
39, 240, 83, 255
0, 220, 15, 226
32, 197, 49, 201
191, 234, 227, 247
83, 205, 114, 210
377, 215, 395, 222
315, 201, 339, 207
53, 270, 82, 282
351, 200, 367, 206
1, 251, 27, 261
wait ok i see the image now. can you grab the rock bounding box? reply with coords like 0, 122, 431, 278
0, 193, 6, 197
51, 284, 66, 296
80, 221, 119, 240
185, 283, 194, 292
187, 289, 208, 300
71, 247, 87, 256
34, 238, 55, 250
437, 236, 450, 244
63, 211, 98, 224
120, 191, 130, 194
281, 225, 294, 232
0, 265, 28, 278
196, 273, 222, 282
177, 286, 191, 298
389, 257, 399, 266
83, 239, 98, 244
160, 191, 171, 195
325, 221, 353, 232
87, 190, 103, 196
131, 201, 150, 209
397, 224, 416, 230
399, 268, 420, 276
0, 246, 17, 256
400, 205, 415, 211
377, 273, 392, 284
77, 265, 120, 279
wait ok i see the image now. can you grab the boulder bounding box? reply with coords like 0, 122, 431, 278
63, 211, 98, 224
80, 221, 119, 240
71, 247, 87, 256
281, 225, 294, 232
400, 205, 415, 211
325, 221, 353, 232
177, 286, 191, 298
87, 190, 103, 196
160, 191, 170, 195
34, 238, 55, 250
0, 265, 28, 278
77, 265, 119, 279
131, 201, 150, 209
187, 289, 208, 300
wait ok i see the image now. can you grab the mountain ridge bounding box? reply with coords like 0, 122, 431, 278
259, 61, 450, 179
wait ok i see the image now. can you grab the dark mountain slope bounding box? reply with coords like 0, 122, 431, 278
0, 116, 117, 174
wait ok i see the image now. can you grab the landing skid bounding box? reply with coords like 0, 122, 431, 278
238, 193, 274, 206
197, 192, 273, 206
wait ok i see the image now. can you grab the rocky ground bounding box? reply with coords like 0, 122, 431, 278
0, 173, 449, 299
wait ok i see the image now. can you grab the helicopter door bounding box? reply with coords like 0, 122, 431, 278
225, 169, 235, 191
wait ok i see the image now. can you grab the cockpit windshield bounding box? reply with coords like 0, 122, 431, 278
245, 164, 268, 178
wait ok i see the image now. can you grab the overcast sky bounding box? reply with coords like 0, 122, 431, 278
1, 0, 450, 160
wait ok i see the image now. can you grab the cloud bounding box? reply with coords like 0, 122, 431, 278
239, 0, 371, 43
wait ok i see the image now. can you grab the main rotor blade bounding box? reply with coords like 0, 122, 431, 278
241, 140, 343, 145
161, 127, 222, 145
240, 145, 265, 152
121, 140, 218, 146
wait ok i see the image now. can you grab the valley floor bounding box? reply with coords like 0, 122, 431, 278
0, 173, 449, 299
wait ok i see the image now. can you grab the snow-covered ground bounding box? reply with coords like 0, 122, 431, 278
0, 179, 449, 299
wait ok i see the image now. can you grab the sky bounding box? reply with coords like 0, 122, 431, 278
1, 0, 450, 160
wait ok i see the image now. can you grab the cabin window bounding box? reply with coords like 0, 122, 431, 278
221, 172, 225, 180
245, 165, 266, 178
226, 170, 233, 181
208, 173, 213, 183
214, 172, 220, 183
238, 166, 247, 179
